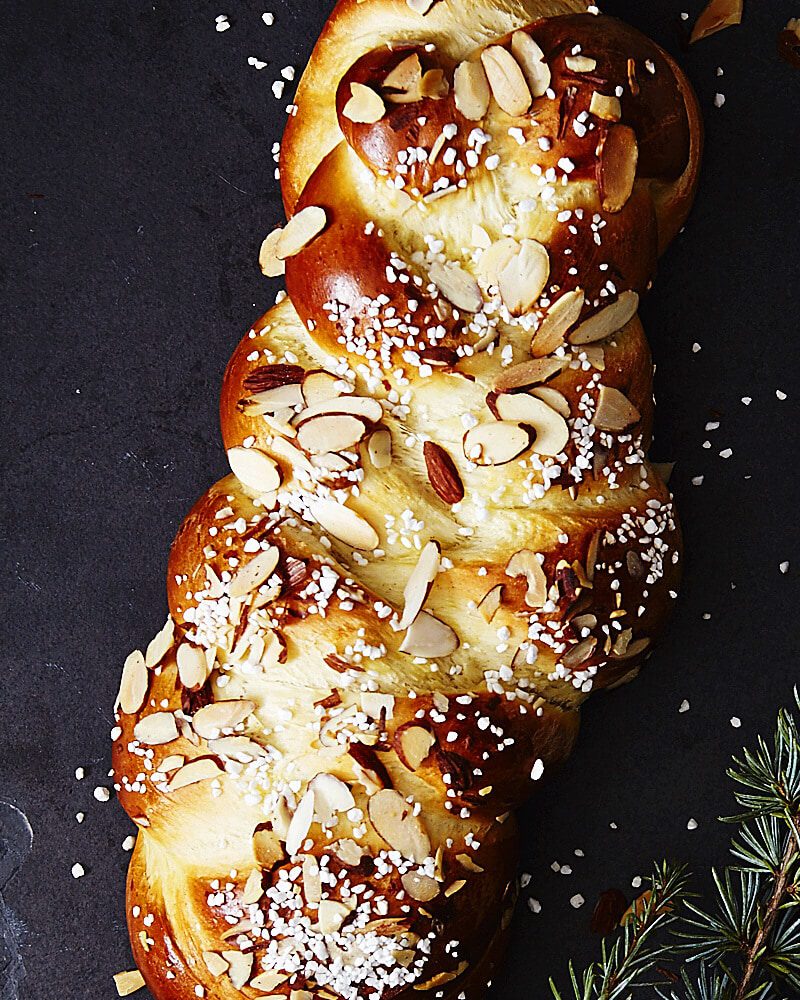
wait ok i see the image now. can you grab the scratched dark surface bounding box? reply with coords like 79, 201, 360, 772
1, 1, 798, 997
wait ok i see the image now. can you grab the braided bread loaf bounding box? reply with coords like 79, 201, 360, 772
113, 2, 701, 997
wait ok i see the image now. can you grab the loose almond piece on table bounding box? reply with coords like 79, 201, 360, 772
399, 540, 441, 629
275, 206, 327, 259
259, 229, 286, 277
569, 290, 639, 345
192, 699, 255, 739
228, 545, 280, 598
690, 0, 743, 43
343, 82, 386, 123
511, 30, 551, 97
227, 446, 282, 493
494, 393, 569, 457
400, 610, 459, 658
429, 261, 483, 313
113, 970, 146, 997
307, 497, 379, 550
480, 45, 531, 116
463, 422, 529, 465
453, 60, 490, 120
167, 757, 222, 791
494, 357, 564, 393
177, 642, 209, 690
367, 428, 392, 468
133, 712, 179, 746
593, 386, 641, 431
118, 650, 148, 714
597, 125, 638, 213
297, 413, 367, 455
423, 440, 464, 504
368, 788, 431, 862
145, 617, 174, 669
531, 287, 585, 356
506, 550, 547, 607
498, 239, 550, 315
589, 92, 622, 121
399, 726, 436, 770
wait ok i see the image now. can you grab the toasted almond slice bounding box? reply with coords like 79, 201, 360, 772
361, 692, 395, 720
293, 394, 383, 423
400, 726, 436, 770
113, 971, 146, 997
589, 92, 622, 121
593, 386, 641, 431
421, 68, 449, 99
511, 31, 551, 97
227, 446, 282, 494
690, 0, 743, 43
192, 699, 255, 739
562, 636, 597, 668
209, 736, 267, 761
241, 869, 264, 905
302, 370, 341, 406
399, 540, 440, 629
343, 82, 386, 123
317, 899, 354, 933
531, 288, 585, 356
445, 879, 467, 897
333, 838, 364, 866
302, 854, 322, 903
498, 239, 550, 315
481, 45, 531, 116
478, 236, 519, 286
253, 827, 284, 867
286, 788, 315, 856
612, 636, 650, 660
145, 617, 174, 669
309, 773, 355, 826
133, 712, 178, 746
247, 382, 305, 412
400, 610, 459, 658
597, 125, 638, 213
423, 440, 464, 504
275, 206, 327, 259
159, 754, 184, 772
569, 290, 639, 345
202, 952, 230, 977
506, 550, 547, 607
401, 871, 440, 901
494, 357, 564, 393
167, 757, 222, 791
471, 224, 492, 249
297, 413, 367, 455
223, 951, 253, 990
494, 394, 568, 456
456, 852, 484, 873
250, 971, 289, 992
259, 229, 286, 277
118, 650, 148, 715
367, 428, 392, 469
453, 60, 490, 120
229, 546, 280, 599
477, 583, 504, 622
429, 261, 483, 313
383, 53, 422, 92
530, 385, 570, 418
565, 54, 597, 72
307, 498, 379, 550
368, 788, 431, 862
176, 642, 210, 690
463, 421, 529, 465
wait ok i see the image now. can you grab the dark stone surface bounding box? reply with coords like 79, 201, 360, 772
0, 1, 797, 997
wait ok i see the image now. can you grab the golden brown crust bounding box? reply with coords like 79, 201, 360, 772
113, 3, 700, 998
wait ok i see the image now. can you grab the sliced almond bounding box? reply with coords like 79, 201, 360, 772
368, 788, 431, 862
593, 386, 640, 431
429, 261, 482, 313
383, 54, 422, 93
531, 288, 585, 356
307, 498, 379, 550
367, 429, 392, 469
569, 290, 639, 345
167, 757, 222, 791
401, 871, 440, 901
259, 229, 286, 278
118, 650, 148, 715
494, 394, 568, 456
253, 827, 284, 868
565, 54, 597, 72
192, 699, 254, 739
481, 45, 531, 116
133, 712, 178, 746
399, 726, 436, 770
453, 60, 490, 120
562, 636, 597, 668
531, 385, 570, 418
407, 0, 435, 11
690, 0, 743, 43
589, 92, 622, 121
343, 82, 386, 123
297, 414, 367, 455
113, 971, 146, 997
478, 236, 520, 286
317, 899, 354, 934
333, 838, 364, 866
247, 382, 305, 412
597, 125, 638, 213
176, 642, 210, 690
241, 869, 264, 905
144, 617, 174, 669
456, 853, 484, 873
511, 31, 551, 98
294, 394, 383, 423
202, 952, 230, 977
494, 357, 564, 393
209, 736, 267, 761
421, 68, 449, 99
612, 636, 650, 659
302, 854, 322, 903
399, 541, 440, 629
229, 545, 280, 598
302, 370, 342, 406
361, 692, 395, 720
463, 421, 529, 465
250, 971, 289, 992
227, 446, 282, 494
223, 951, 253, 990
159, 754, 184, 772
506, 550, 547, 607
309, 773, 355, 827
275, 206, 327, 259
286, 788, 315, 856
445, 879, 467, 897
477, 583, 504, 622
400, 610, 459, 658
498, 239, 550, 315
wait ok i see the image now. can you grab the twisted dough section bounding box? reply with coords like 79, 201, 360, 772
113, 2, 701, 998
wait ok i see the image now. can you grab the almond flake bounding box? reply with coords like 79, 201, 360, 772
286, 788, 315, 856
399, 726, 436, 770
589, 92, 622, 121
342, 82, 386, 123
301, 370, 340, 405
593, 386, 641, 431
399, 540, 440, 629
361, 692, 395, 720
421, 68, 449, 99
506, 550, 547, 607
429, 261, 483, 313
565, 54, 597, 72
167, 757, 222, 791
317, 899, 354, 933
481, 45, 531, 116
133, 712, 178, 746
690, 0, 743, 43
309, 773, 355, 826
368, 788, 431, 862
294, 394, 382, 423
400, 610, 459, 658
253, 827, 284, 867
176, 642, 210, 690
498, 239, 550, 315
241, 869, 264, 905
275, 205, 327, 259
113, 971, 146, 997
209, 736, 267, 761
247, 382, 305, 413
367, 428, 392, 468
117, 650, 148, 715
401, 871, 440, 901
383, 54, 422, 93
494, 357, 564, 393
453, 60, 490, 120
562, 636, 596, 668
478, 236, 520, 286
511, 30, 551, 97
456, 852, 484, 873
192, 699, 255, 739
445, 879, 467, 897
406, 0, 435, 13
228, 545, 280, 598
250, 971, 289, 992
144, 617, 174, 669
227, 446, 282, 493
259, 229, 286, 277
569, 290, 639, 344
463, 421, 529, 465
307, 497, 379, 550
531, 385, 570, 418
494, 392, 569, 456
202, 952, 229, 977
531, 287, 585, 356
302, 854, 322, 903
597, 125, 638, 213
477, 583, 504, 622
297, 413, 367, 454
223, 951, 253, 990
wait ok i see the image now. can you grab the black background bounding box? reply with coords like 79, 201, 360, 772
1, 1, 798, 997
